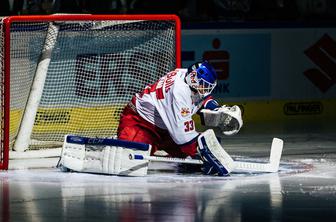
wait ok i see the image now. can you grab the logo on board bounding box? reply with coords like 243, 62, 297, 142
304, 34, 336, 93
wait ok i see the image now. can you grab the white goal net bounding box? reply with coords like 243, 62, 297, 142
0, 14, 180, 169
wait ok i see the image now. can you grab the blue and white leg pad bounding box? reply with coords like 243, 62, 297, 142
198, 129, 235, 176
59, 135, 152, 176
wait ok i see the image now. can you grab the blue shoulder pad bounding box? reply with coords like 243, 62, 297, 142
204, 99, 219, 110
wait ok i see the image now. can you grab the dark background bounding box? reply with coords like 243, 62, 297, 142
1, 0, 336, 24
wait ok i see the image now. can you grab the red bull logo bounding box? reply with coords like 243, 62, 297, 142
181, 107, 191, 117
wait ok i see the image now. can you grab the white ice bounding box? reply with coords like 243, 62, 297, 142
1, 124, 336, 221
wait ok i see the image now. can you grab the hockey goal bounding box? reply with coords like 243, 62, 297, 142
0, 14, 181, 169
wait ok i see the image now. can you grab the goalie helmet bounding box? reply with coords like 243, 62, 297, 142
185, 61, 217, 97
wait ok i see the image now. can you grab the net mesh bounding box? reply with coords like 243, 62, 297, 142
4, 19, 177, 150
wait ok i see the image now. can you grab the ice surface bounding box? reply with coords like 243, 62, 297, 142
1, 123, 336, 221
1, 155, 336, 222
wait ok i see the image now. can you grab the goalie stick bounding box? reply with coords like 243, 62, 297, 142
232, 138, 283, 173
130, 137, 283, 174
130, 154, 203, 164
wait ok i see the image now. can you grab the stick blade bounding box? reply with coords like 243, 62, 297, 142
269, 137, 284, 172
232, 137, 284, 173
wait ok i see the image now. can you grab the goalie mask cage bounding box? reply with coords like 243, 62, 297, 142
0, 14, 181, 170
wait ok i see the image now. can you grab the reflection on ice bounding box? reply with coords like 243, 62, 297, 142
1, 156, 336, 221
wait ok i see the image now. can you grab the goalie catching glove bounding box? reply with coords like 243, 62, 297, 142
201, 105, 243, 136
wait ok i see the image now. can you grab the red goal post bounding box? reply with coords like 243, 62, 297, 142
0, 14, 181, 170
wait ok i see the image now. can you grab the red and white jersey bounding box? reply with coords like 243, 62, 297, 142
135, 69, 203, 145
